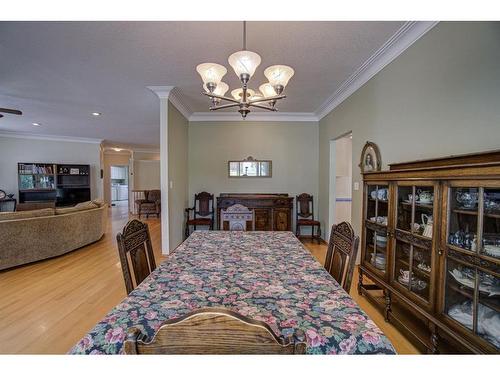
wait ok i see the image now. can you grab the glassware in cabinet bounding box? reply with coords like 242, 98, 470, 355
364, 184, 389, 275
481, 188, 500, 260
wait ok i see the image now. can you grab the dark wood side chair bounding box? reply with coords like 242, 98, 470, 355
116, 219, 157, 295
137, 190, 161, 219
184, 191, 214, 239
124, 307, 307, 354
324, 222, 360, 293
295, 193, 321, 243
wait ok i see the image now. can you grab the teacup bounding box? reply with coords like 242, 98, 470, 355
412, 222, 422, 232
400, 269, 410, 281
377, 189, 388, 201
418, 190, 433, 203
408, 194, 418, 202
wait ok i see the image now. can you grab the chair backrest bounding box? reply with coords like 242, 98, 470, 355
116, 219, 157, 294
147, 189, 161, 202
324, 222, 360, 293
194, 191, 214, 218
296, 193, 313, 219
221, 204, 254, 231
124, 307, 306, 354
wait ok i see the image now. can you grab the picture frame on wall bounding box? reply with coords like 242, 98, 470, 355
359, 141, 381, 173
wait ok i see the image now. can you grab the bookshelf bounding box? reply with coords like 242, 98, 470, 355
18, 163, 91, 206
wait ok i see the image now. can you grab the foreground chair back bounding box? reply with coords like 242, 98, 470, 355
124, 307, 306, 354
324, 222, 360, 293
116, 219, 156, 294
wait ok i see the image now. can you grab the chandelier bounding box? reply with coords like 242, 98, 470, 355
196, 21, 294, 119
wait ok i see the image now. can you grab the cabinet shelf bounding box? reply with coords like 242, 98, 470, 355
400, 201, 434, 210
452, 208, 500, 219
395, 258, 431, 279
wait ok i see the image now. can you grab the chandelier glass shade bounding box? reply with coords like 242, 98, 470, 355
231, 88, 255, 101
264, 65, 295, 88
227, 50, 262, 79
196, 63, 227, 85
204, 82, 229, 96
259, 83, 277, 98
196, 22, 294, 119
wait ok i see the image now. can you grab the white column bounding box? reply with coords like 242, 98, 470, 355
148, 86, 174, 255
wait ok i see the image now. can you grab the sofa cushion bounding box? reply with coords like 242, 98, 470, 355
0, 208, 55, 222
75, 201, 98, 210
55, 203, 98, 215
92, 198, 105, 207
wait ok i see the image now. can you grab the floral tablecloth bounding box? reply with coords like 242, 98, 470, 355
70, 231, 395, 354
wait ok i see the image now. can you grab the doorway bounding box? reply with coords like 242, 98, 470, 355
110, 165, 129, 208
328, 132, 353, 235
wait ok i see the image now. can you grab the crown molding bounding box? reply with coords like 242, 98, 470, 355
0, 130, 103, 144
188, 112, 318, 122
168, 89, 192, 121
315, 21, 439, 120
147, 85, 175, 99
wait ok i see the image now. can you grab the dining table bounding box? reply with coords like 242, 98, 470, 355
70, 231, 395, 354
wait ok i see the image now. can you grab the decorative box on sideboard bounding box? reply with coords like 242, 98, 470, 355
358, 150, 500, 353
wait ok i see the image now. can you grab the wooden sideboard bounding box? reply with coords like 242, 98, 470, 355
216, 193, 293, 231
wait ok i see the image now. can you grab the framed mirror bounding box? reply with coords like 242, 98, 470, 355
228, 156, 272, 178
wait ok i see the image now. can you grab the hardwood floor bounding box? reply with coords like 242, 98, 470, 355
0, 205, 418, 354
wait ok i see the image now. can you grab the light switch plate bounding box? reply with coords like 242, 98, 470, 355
169, 181, 173, 189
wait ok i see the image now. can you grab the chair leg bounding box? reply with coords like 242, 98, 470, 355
184, 224, 189, 240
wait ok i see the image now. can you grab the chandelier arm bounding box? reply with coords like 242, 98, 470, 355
248, 103, 278, 111
248, 94, 286, 104
209, 103, 241, 111
202, 92, 240, 104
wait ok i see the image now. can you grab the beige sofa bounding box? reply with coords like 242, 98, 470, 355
0, 200, 107, 271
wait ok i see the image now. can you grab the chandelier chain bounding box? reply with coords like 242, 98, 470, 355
243, 21, 246, 50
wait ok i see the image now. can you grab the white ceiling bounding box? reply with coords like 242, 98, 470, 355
0, 21, 404, 146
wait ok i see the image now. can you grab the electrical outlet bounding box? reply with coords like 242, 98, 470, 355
353, 182, 360, 191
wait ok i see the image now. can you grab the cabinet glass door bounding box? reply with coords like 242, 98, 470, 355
444, 257, 500, 350
393, 184, 434, 303
365, 184, 389, 274
444, 184, 500, 350
448, 187, 479, 252
482, 188, 500, 260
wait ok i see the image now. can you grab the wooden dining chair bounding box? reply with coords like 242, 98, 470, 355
137, 189, 161, 219
124, 307, 307, 354
324, 222, 360, 293
295, 193, 321, 243
116, 219, 157, 295
184, 191, 214, 239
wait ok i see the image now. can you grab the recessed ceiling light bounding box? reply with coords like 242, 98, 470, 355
32, 122, 41, 126
92, 112, 101, 116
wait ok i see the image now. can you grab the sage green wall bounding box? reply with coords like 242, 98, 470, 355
188, 121, 319, 230
319, 22, 500, 241
168, 102, 189, 250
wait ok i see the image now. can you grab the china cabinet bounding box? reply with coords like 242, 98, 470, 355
358, 150, 500, 353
